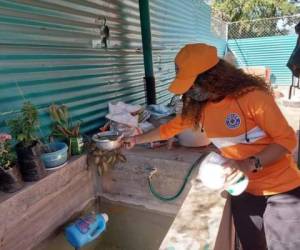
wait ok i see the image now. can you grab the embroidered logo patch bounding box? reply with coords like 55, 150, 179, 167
225, 113, 241, 129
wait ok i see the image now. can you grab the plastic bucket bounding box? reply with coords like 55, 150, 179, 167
41, 142, 68, 169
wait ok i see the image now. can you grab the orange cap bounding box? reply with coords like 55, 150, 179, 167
169, 43, 219, 94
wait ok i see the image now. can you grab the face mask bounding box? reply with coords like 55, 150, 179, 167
185, 85, 210, 102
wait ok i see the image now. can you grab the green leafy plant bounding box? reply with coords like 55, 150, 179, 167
212, 0, 299, 39
8, 102, 39, 147
212, 0, 298, 22
49, 104, 81, 139
0, 134, 17, 170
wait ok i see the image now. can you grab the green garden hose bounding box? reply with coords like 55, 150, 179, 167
148, 153, 208, 201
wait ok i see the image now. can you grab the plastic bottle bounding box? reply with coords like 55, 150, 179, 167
65, 213, 109, 249
198, 152, 248, 196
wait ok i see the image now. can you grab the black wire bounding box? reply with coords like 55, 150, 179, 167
235, 99, 250, 143
200, 108, 205, 132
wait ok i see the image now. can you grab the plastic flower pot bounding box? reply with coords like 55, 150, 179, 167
0, 164, 24, 193
41, 142, 68, 169
16, 140, 43, 159
16, 141, 46, 182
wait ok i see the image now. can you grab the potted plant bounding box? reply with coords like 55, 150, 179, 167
8, 102, 46, 181
0, 133, 24, 192
41, 141, 68, 170
49, 104, 83, 155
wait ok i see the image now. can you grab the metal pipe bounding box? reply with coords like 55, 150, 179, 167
139, 0, 156, 104
298, 120, 300, 168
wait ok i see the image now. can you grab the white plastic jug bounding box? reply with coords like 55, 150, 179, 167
198, 152, 248, 196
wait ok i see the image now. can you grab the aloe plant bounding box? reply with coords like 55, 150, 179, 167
49, 104, 81, 139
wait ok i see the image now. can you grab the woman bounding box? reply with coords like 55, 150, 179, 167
123, 43, 300, 250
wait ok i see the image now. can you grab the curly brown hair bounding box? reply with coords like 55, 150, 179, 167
181, 59, 273, 128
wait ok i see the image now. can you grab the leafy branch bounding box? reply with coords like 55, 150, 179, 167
8, 102, 39, 147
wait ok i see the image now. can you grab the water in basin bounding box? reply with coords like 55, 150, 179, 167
35, 200, 174, 250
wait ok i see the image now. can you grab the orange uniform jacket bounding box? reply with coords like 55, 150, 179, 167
159, 90, 300, 195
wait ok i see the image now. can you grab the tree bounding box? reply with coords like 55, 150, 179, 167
212, 0, 299, 38
213, 0, 298, 22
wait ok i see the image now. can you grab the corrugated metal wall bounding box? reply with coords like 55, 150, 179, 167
0, 0, 145, 135
0, 0, 226, 135
228, 35, 298, 85
150, 0, 227, 104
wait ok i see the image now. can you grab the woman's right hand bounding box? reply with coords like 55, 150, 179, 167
122, 136, 137, 149
222, 159, 246, 189
224, 167, 244, 189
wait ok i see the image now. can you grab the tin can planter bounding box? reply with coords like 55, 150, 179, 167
0, 165, 24, 193
69, 136, 84, 155
16, 141, 46, 182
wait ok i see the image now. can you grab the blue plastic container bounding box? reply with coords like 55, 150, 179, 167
41, 142, 68, 169
65, 213, 108, 249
